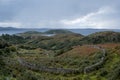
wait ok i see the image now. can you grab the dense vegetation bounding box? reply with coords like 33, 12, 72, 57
0, 30, 120, 80
44, 29, 73, 34
81, 31, 120, 44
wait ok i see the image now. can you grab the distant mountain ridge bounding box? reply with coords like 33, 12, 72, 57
0, 27, 18, 30
44, 29, 73, 34
0, 27, 120, 35
16, 30, 75, 38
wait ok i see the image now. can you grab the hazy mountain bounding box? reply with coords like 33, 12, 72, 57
0, 27, 120, 35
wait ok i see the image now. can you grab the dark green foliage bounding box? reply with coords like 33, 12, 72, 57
99, 68, 108, 77
19, 45, 36, 50
1, 34, 26, 44
18, 71, 38, 80
0, 39, 9, 48
0, 39, 18, 77
81, 31, 120, 44
20, 31, 42, 34
108, 62, 120, 80
44, 29, 73, 34
25, 34, 83, 53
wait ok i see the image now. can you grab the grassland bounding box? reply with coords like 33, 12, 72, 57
0, 30, 120, 80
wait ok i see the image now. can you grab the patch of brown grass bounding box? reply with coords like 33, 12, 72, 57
60, 45, 100, 57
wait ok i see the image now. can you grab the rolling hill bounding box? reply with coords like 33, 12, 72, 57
81, 31, 120, 44
0, 30, 120, 80
44, 29, 74, 34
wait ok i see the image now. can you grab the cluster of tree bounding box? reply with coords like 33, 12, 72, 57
0, 39, 9, 48
81, 31, 120, 44
0, 34, 26, 44
0, 39, 17, 76
107, 62, 120, 80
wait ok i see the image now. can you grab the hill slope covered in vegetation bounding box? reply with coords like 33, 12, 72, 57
0, 30, 120, 80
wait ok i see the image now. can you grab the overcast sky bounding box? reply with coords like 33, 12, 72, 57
0, 0, 119, 29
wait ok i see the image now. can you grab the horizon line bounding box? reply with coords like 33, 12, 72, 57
0, 26, 120, 30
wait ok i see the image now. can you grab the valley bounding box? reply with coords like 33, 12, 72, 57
0, 29, 120, 80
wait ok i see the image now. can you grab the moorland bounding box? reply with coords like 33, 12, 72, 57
0, 29, 120, 80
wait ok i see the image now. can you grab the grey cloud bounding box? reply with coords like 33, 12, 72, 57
0, 0, 119, 28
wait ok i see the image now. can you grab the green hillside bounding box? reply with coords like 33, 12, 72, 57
44, 29, 73, 34
81, 31, 120, 44
0, 30, 120, 80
